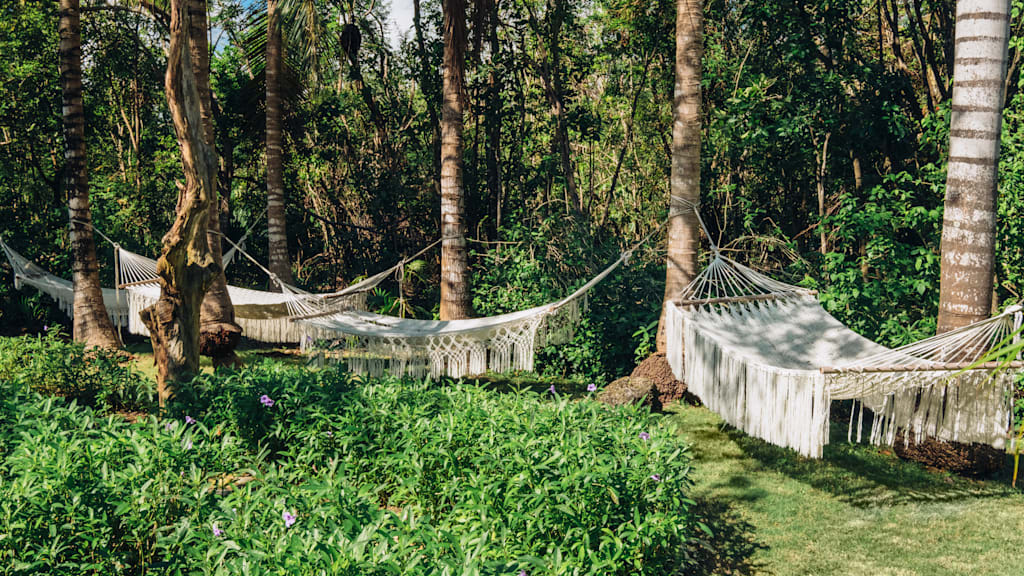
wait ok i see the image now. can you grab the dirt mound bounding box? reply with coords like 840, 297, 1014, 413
631, 352, 689, 407
893, 434, 1005, 477
597, 377, 659, 411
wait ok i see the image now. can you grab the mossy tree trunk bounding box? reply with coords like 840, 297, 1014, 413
142, 0, 217, 405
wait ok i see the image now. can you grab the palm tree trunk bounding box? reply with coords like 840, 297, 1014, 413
143, 0, 217, 404
265, 0, 294, 289
936, 0, 1010, 334
59, 0, 120, 350
656, 0, 703, 352
189, 0, 241, 365
440, 0, 472, 320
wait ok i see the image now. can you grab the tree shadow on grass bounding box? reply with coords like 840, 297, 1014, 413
719, 421, 1017, 508
687, 497, 767, 576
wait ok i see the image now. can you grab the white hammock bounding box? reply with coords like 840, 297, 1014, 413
666, 252, 1023, 458
295, 241, 652, 380
115, 238, 385, 344
0, 233, 404, 344
0, 237, 131, 327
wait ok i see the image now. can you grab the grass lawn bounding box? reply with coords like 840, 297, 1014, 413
670, 404, 1024, 576
124, 340, 305, 381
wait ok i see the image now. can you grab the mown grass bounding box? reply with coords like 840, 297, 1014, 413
670, 404, 1024, 576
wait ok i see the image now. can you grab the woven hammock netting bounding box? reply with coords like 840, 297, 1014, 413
665, 253, 1023, 458
0, 235, 376, 344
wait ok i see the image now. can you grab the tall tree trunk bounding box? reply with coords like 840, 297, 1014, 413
143, 0, 217, 405
936, 0, 1010, 334
190, 0, 242, 365
265, 0, 294, 289
440, 0, 472, 320
656, 0, 703, 352
60, 0, 121, 349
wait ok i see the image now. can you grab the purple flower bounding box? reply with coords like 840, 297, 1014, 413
282, 510, 297, 528
548, 385, 557, 395
587, 383, 597, 392
212, 523, 224, 538
650, 474, 662, 482
42, 325, 49, 332
326, 430, 333, 437
165, 422, 174, 432
184, 440, 193, 450
260, 394, 275, 408
185, 415, 196, 425
518, 571, 527, 576
639, 432, 650, 441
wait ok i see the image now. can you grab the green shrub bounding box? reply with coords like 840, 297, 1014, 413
1, 362, 701, 574
0, 329, 154, 413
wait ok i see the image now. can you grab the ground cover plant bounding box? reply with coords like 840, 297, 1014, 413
0, 348, 701, 575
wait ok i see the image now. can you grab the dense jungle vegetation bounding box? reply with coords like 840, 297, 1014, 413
3, 0, 1021, 379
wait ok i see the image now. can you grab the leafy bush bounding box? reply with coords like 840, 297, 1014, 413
0, 329, 154, 412
1, 362, 701, 574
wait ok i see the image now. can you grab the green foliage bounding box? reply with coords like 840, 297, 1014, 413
471, 218, 664, 382
0, 360, 700, 574
0, 328, 154, 413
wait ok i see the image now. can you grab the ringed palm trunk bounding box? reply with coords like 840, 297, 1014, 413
265, 0, 294, 289
189, 0, 242, 365
60, 0, 120, 349
440, 0, 472, 320
143, 0, 217, 405
936, 0, 1011, 334
656, 0, 703, 352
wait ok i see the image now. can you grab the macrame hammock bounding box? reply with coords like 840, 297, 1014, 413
665, 200, 1024, 458
112, 232, 425, 344
291, 229, 662, 380
0, 226, 403, 344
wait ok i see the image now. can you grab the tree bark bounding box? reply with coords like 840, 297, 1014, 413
440, 0, 472, 320
656, 0, 703, 352
60, 0, 121, 350
143, 0, 217, 405
265, 0, 294, 289
189, 0, 242, 365
936, 0, 1010, 334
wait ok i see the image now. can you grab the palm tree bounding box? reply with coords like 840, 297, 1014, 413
264, 0, 294, 288
656, 0, 702, 351
440, 0, 472, 320
936, 0, 1011, 334
60, 0, 121, 349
